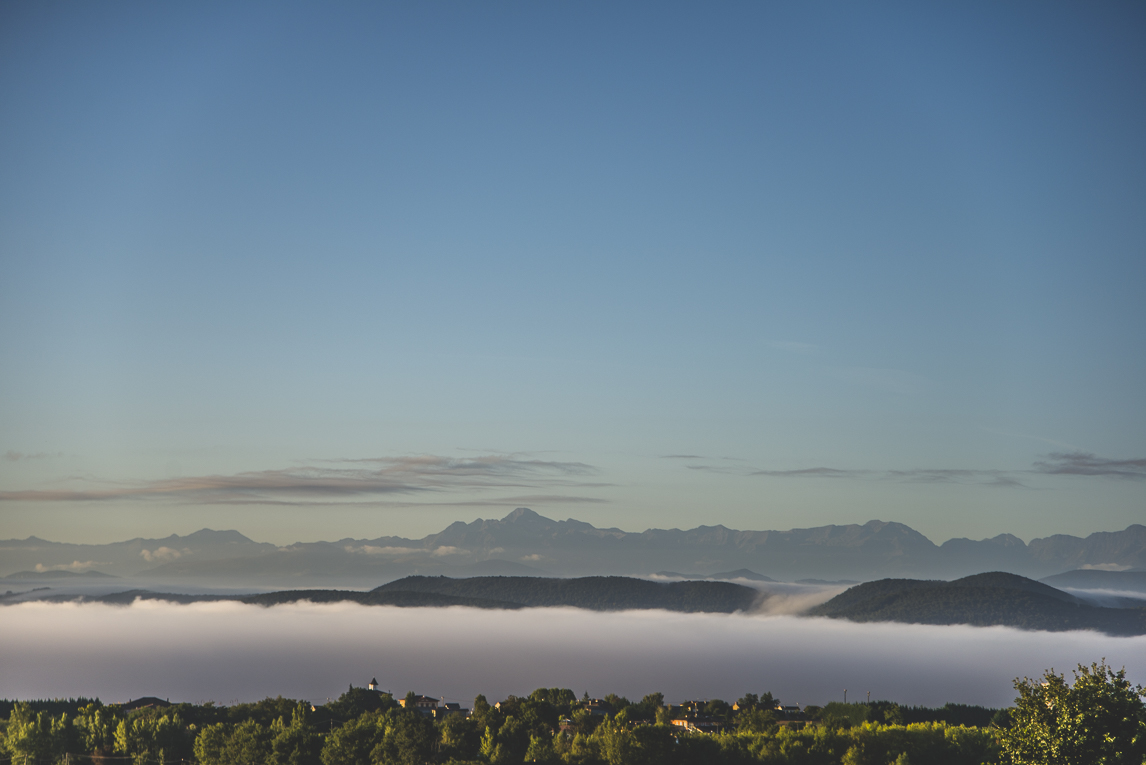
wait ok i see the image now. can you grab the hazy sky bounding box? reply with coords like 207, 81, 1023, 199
1, 2, 1144, 545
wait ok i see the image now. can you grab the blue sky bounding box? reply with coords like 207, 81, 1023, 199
1, 1, 1144, 545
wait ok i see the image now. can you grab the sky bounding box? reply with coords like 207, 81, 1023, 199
4, 600, 1145, 707
1, 1, 1144, 546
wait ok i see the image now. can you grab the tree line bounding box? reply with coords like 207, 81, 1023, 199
3, 662, 1143, 765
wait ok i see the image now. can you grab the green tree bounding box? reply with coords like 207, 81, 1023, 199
999, 660, 1146, 765
522, 734, 556, 764
370, 710, 433, 765
602, 695, 629, 715
469, 695, 495, 733
736, 692, 776, 712
74, 703, 121, 758
701, 699, 732, 722
269, 704, 322, 765
479, 726, 501, 763
4, 704, 72, 765
226, 719, 272, 765
437, 713, 481, 762
325, 688, 396, 722
819, 702, 870, 729
528, 688, 577, 716
230, 698, 303, 728
194, 723, 232, 765
320, 714, 384, 765
736, 707, 778, 734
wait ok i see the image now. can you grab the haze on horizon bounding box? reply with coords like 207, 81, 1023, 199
4, 600, 1145, 709
1, 2, 1145, 548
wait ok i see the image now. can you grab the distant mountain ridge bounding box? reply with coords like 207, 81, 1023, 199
0, 529, 275, 580
1040, 568, 1146, 594
3, 569, 117, 580
1, 509, 1143, 584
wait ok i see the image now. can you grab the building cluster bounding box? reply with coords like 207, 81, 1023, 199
369, 678, 469, 720
668, 699, 810, 733
365, 679, 811, 733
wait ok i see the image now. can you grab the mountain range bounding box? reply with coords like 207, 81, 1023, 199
2, 508, 1144, 585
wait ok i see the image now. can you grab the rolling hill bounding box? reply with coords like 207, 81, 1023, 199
809, 572, 1146, 635
9, 575, 763, 613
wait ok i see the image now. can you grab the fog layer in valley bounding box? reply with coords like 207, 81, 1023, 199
3, 601, 1144, 709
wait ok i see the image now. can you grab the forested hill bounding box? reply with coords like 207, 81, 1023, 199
9, 575, 762, 613
809, 572, 1146, 635
372, 575, 762, 612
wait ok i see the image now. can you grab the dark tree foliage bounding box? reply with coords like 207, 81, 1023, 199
228, 697, 305, 727
372, 575, 761, 613
318, 711, 385, 765
438, 711, 482, 762
702, 699, 732, 722
817, 702, 872, 729
736, 708, 778, 734
324, 687, 397, 722
529, 688, 578, 716
269, 703, 323, 765
602, 694, 630, 714
369, 709, 434, 765
0, 699, 101, 719
898, 702, 996, 728
734, 693, 777, 712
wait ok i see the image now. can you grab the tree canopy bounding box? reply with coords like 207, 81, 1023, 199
999, 660, 1146, 765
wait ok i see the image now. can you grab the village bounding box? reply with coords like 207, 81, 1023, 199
367, 678, 813, 734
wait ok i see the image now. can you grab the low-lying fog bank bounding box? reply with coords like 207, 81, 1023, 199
1062, 587, 1146, 608
2, 601, 1143, 709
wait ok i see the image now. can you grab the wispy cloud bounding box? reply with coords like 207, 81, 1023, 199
983, 476, 1027, 488
0, 456, 604, 505
884, 469, 1013, 484
749, 465, 1023, 487
140, 547, 185, 563
710, 452, 1146, 487
1033, 452, 1146, 479
34, 560, 103, 572
4, 451, 62, 462
751, 467, 862, 479
747, 466, 1020, 485
343, 545, 420, 556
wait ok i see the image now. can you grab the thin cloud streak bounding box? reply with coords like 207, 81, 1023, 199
752, 468, 862, 478
680, 452, 1146, 488
1033, 452, 1146, 479
3, 451, 63, 462
0, 456, 604, 505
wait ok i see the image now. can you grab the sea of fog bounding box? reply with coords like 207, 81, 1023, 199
2, 601, 1144, 709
